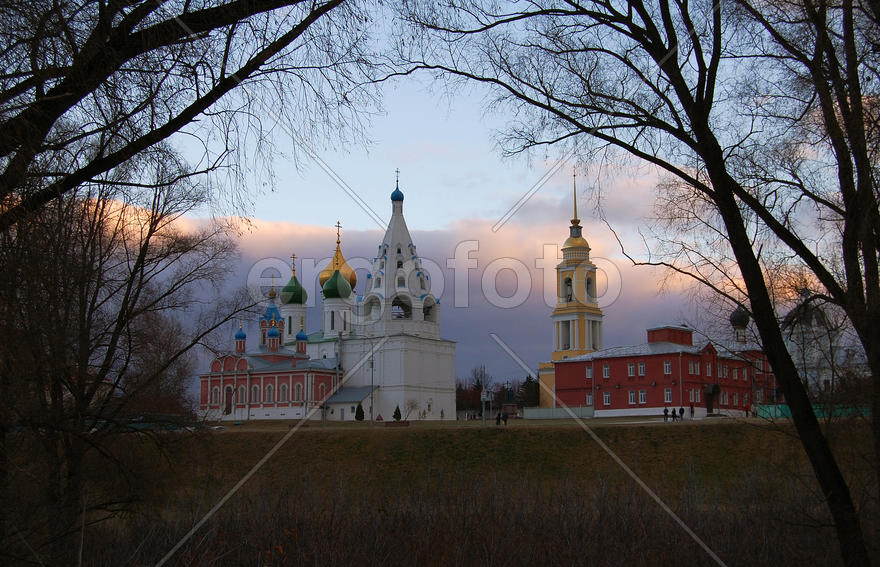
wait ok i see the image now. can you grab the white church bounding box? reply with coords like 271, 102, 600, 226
198, 181, 456, 421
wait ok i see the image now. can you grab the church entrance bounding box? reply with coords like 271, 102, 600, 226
224, 386, 234, 415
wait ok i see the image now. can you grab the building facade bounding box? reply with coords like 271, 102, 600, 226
198, 181, 456, 421
552, 324, 777, 418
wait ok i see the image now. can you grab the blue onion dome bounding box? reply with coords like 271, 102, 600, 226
235, 325, 247, 340
322, 269, 352, 299
262, 299, 282, 323
268, 325, 280, 338
296, 328, 308, 341
391, 182, 404, 202
281, 274, 307, 305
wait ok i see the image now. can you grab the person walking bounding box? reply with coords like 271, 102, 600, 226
679, 407, 685, 421
664, 407, 669, 422
495, 412, 501, 426
689, 404, 694, 419
502, 412, 508, 426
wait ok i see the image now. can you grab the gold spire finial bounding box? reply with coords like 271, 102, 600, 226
395, 168, 400, 188
290, 252, 297, 276
571, 170, 580, 227
268, 274, 277, 299
300, 316, 305, 331
335, 220, 342, 246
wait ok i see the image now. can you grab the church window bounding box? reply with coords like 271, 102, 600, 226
586, 276, 594, 299
627, 363, 634, 377
375, 277, 381, 288
397, 260, 403, 269
252, 385, 260, 403
397, 246, 401, 254
420, 278, 426, 290
239, 386, 246, 404
330, 311, 335, 330
265, 385, 274, 403
638, 362, 645, 376
603, 392, 611, 405
397, 276, 405, 287
295, 383, 303, 401
288, 316, 292, 333
392, 296, 412, 319
280, 384, 289, 402
564, 278, 573, 302
211, 386, 220, 405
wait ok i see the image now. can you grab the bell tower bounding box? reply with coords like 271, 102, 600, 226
550, 172, 603, 360
538, 173, 604, 407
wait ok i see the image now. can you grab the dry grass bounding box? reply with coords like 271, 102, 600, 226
7, 419, 878, 565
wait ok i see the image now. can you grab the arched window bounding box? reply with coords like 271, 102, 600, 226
280, 383, 289, 402
564, 278, 573, 302
391, 296, 412, 319
252, 385, 260, 403
586, 276, 594, 299
397, 276, 405, 288
211, 386, 220, 405
224, 386, 233, 415
330, 311, 335, 330
319, 383, 327, 399
295, 383, 303, 401
397, 246, 401, 254
238, 386, 246, 404
265, 384, 274, 403
375, 277, 381, 288
397, 260, 403, 268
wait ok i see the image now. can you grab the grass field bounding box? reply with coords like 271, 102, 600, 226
11, 417, 879, 566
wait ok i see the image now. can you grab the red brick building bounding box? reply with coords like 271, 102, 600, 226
552, 325, 778, 418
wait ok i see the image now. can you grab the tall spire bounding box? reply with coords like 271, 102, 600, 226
571, 170, 580, 227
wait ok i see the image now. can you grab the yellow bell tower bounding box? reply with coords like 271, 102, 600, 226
538, 173, 604, 407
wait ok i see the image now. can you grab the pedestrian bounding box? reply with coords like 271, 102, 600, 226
495, 412, 501, 426
502, 412, 508, 425
689, 404, 694, 419
679, 407, 685, 421
664, 407, 669, 422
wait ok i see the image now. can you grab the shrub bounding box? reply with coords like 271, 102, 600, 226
393, 405, 402, 421
355, 403, 365, 421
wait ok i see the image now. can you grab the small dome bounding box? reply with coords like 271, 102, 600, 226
391, 185, 404, 201
319, 244, 357, 289
262, 300, 281, 323
322, 269, 352, 299
281, 275, 307, 305
562, 235, 590, 249
296, 328, 308, 341
235, 326, 246, 340
267, 325, 280, 338
729, 305, 750, 329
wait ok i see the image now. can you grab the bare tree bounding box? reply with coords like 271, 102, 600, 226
399, 0, 878, 564
0, 0, 384, 230
0, 148, 252, 563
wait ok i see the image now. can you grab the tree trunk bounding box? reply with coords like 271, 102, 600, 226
709, 170, 871, 565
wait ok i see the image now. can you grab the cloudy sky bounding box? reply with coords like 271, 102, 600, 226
212, 75, 699, 381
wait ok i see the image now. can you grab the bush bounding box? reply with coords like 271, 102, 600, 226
393, 405, 402, 421
355, 403, 365, 421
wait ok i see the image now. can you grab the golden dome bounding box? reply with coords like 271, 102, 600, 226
319, 222, 357, 289
563, 235, 590, 249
